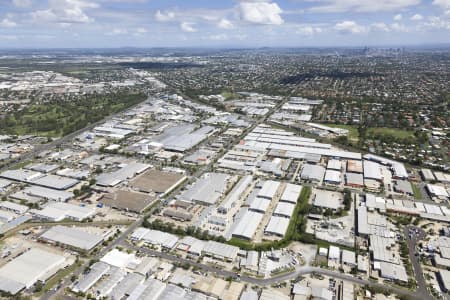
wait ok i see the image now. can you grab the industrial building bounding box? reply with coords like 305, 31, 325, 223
421, 169, 435, 181
347, 160, 363, 173
249, 197, 271, 213
96, 162, 151, 187
377, 262, 408, 282
273, 202, 295, 218
0, 248, 67, 293
202, 240, 239, 262
393, 180, 414, 195
218, 175, 252, 214
131, 228, 179, 249
363, 154, 408, 179
438, 270, 450, 292
324, 170, 341, 184
327, 159, 342, 170
231, 209, 264, 240
21, 186, 73, 202
363, 160, 382, 181
31, 202, 96, 221
40, 225, 104, 251
265, 216, 290, 237
279, 183, 302, 204
72, 262, 111, 293
426, 184, 449, 199
300, 164, 325, 182
312, 190, 343, 211
0, 169, 78, 190
345, 173, 364, 188
0, 201, 29, 214
178, 173, 231, 206
257, 180, 281, 199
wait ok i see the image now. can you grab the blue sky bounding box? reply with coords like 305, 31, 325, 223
0, 0, 450, 48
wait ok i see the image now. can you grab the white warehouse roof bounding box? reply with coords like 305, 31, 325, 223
265, 216, 290, 237
249, 197, 271, 213
0, 248, 66, 289
363, 160, 382, 181
40, 225, 104, 251
258, 180, 281, 199
324, 170, 341, 183
300, 164, 325, 181
280, 183, 302, 204
202, 241, 239, 261
274, 202, 296, 218
231, 209, 264, 240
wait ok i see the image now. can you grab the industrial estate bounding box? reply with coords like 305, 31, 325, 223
0, 45, 449, 300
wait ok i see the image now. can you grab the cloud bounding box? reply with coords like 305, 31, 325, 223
433, 0, 450, 8
238, 1, 284, 25
334, 20, 366, 34
390, 22, 409, 32
371, 22, 391, 32
135, 27, 147, 33
0, 18, 17, 28
155, 10, 175, 22
208, 34, 229, 41
310, 0, 420, 13
106, 28, 128, 35
296, 25, 323, 36
394, 14, 403, 21
410, 13, 423, 21
180, 22, 197, 32
12, 0, 32, 8
420, 16, 450, 30
217, 18, 234, 29
31, 0, 99, 24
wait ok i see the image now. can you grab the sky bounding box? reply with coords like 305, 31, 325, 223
0, 0, 450, 48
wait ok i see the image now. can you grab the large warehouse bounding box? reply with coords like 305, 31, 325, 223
40, 225, 104, 251
0, 248, 67, 293
231, 209, 264, 240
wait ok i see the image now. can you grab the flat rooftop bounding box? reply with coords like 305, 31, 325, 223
101, 190, 155, 213
40, 225, 104, 251
130, 169, 185, 194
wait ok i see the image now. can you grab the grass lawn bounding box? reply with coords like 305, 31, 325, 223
323, 124, 359, 141
367, 127, 415, 139
412, 184, 423, 200
221, 90, 240, 100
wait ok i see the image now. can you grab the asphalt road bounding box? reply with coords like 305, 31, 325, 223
125, 241, 423, 299
403, 225, 435, 300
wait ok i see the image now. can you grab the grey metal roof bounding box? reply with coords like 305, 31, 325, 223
280, 183, 302, 204
40, 225, 104, 251
202, 240, 239, 260
0, 276, 25, 295
300, 164, 325, 181
265, 215, 290, 237
73, 262, 110, 293
178, 173, 230, 205
0, 248, 66, 288
128, 278, 166, 300
110, 272, 144, 300
231, 209, 264, 240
